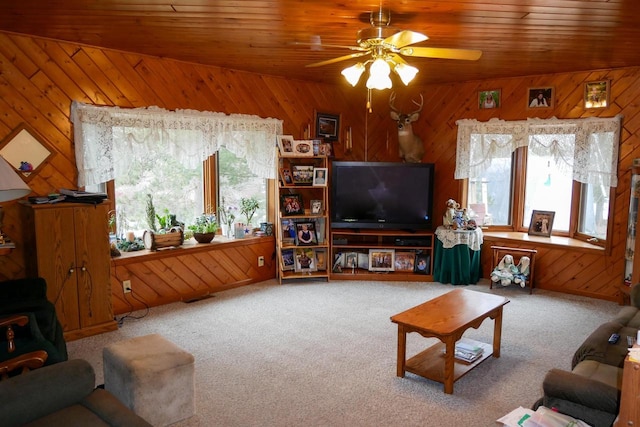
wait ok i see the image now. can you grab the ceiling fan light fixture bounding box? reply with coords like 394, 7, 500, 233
341, 63, 366, 86
394, 62, 419, 85
366, 58, 392, 90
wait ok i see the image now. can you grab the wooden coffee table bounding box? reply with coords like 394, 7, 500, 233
390, 288, 509, 394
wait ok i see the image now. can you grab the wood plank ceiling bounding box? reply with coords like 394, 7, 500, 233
1, 0, 639, 86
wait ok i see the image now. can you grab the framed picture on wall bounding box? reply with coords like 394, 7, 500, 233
527, 87, 554, 108
528, 210, 555, 237
478, 89, 500, 109
584, 80, 610, 109
315, 111, 340, 141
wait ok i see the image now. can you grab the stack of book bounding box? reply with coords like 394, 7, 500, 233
454, 338, 484, 363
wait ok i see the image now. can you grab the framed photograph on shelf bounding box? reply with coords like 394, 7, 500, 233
314, 217, 325, 244
280, 218, 296, 244
294, 247, 317, 272
584, 80, 610, 109
414, 253, 430, 274
314, 248, 327, 271
293, 140, 314, 157
527, 87, 554, 108
313, 167, 328, 186
312, 139, 322, 156
294, 221, 318, 246
332, 252, 345, 273
345, 252, 358, 270
315, 111, 340, 141
318, 141, 333, 157
280, 194, 304, 216
277, 135, 295, 156
281, 248, 295, 271
478, 89, 500, 109
395, 251, 416, 272
279, 168, 293, 186
368, 249, 395, 272
528, 210, 555, 237
310, 199, 323, 215
292, 165, 314, 185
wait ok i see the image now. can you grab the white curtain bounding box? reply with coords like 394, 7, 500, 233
455, 115, 622, 187
70, 101, 283, 186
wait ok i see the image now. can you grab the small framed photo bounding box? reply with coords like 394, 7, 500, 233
357, 253, 369, 270
315, 111, 340, 141
313, 167, 328, 186
368, 249, 395, 272
293, 140, 314, 157
584, 80, 610, 109
295, 247, 317, 272
414, 253, 431, 274
281, 218, 296, 244
281, 248, 295, 271
314, 248, 327, 271
279, 168, 293, 186
292, 165, 314, 185
310, 199, 323, 215
295, 221, 318, 246
318, 141, 333, 157
478, 89, 500, 109
332, 252, 345, 273
280, 194, 305, 216
312, 139, 322, 156
528, 210, 555, 237
345, 252, 358, 270
528, 87, 554, 108
277, 135, 295, 156
394, 251, 416, 272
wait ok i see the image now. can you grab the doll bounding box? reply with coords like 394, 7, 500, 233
513, 256, 531, 288
490, 254, 519, 286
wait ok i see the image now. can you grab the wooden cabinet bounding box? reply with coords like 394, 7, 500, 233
275, 152, 330, 283
22, 202, 117, 340
330, 229, 434, 281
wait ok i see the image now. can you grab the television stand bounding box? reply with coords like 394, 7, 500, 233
330, 229, 434, 281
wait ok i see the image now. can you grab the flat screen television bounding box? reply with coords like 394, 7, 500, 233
330, 161, 435, 231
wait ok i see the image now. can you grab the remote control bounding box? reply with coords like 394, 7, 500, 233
608, 333, 620, 344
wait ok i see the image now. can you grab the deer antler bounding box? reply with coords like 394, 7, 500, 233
389, 92, 399, 113
410, 94, 424, 115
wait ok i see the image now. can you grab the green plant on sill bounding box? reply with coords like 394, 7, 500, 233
187, 213, 219, 234
240, 196, 259, 224
156, 208, 172, 230
218, 197, 237, 231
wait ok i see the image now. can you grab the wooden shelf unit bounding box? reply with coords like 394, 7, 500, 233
330, 229, 434, 281
275, 153, 330, 283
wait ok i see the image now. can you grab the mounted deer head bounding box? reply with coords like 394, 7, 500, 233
389, 92, 425, 163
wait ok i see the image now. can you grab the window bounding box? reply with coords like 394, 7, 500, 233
456, 116, 621, 244
71, 101, 282, 237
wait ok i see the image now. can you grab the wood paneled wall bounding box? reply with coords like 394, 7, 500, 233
1, 31, 639, 302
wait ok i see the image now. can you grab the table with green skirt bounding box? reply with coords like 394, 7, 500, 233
433, 226, 483, 285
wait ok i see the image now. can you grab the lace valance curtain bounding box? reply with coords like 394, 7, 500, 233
70, 101, 283, 186
455, 115, 622, 187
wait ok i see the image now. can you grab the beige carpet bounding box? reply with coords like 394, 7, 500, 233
67, 279, 620, 426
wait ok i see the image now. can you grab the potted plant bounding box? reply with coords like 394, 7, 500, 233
240, 196, 260, 225
188, 213, 219, 243
218, 197, 237, 238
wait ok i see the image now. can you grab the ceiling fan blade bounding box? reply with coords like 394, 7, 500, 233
306, 51, 371, 68
383, 30, 428, 49
400, 46, 482, 61
289, 41, 368, 52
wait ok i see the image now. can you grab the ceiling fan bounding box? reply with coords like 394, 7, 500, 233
304, 9, 482, 89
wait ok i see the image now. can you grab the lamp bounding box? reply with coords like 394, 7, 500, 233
341, 56, 419, 89
0, 155, 31, 243
366, 58, 392, 90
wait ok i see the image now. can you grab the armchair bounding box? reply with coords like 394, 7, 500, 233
0, 278, 67, 375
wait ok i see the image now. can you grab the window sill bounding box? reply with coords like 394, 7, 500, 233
111, 235, 274, 266
482, 231, 604, 254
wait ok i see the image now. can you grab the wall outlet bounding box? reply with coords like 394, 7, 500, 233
258, 256, 265, 267
122, 280, 132, 293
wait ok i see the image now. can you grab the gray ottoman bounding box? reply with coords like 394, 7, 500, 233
103, 334, 195, 426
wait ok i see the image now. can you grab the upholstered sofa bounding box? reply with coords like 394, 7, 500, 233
534, 284, 640, 427
0, 358, 151, 427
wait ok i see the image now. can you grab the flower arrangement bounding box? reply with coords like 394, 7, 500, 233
218, 197, 237, 235
240, 196, 260, 224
